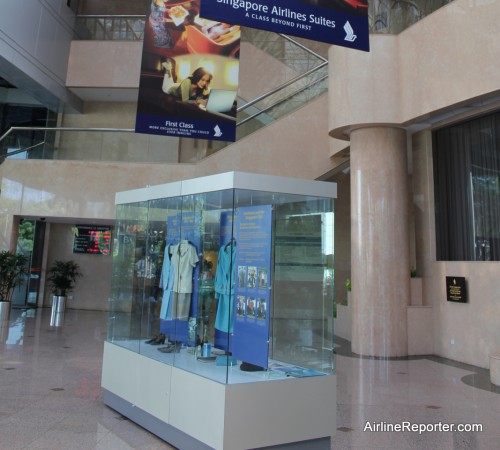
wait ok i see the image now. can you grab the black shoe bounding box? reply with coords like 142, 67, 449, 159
145, 334, 159, 344
147, 333, 166, 345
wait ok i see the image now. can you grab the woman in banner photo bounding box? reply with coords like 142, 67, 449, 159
149, 0, 174, 49
166, 67, 213, 107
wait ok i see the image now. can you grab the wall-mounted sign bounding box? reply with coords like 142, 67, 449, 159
446, 276, 467, 303
200, 0, 369, 52
73, 225, 112, 255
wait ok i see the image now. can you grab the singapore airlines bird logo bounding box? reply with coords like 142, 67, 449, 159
344, 21, 357, 42
214, 125, 223, 137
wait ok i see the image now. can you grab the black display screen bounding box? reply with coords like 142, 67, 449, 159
73, 225, 112, 255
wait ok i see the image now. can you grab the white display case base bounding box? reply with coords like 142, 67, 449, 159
102, 342, 335, 450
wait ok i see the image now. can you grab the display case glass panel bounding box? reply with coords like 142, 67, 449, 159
108, 174, 335, 384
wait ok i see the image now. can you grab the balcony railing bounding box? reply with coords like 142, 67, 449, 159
1, 1, 454, 163
1, 28, 328, 163
74, 15, 145, 40
370, 0, 454, 35
74, 1, 455, 41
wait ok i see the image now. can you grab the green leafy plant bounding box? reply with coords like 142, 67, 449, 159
410, 267, 417, 278
47, 260, 82, 296
345, 278, 351, 292
0, 250, 28, 302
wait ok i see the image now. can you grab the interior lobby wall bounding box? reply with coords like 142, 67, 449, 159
328, 0, 500, 139
0, 92, 334, 253
413, 130, 500, 369
326, 0, 500, 369
59, 102, 181, 163
0, 158, 197, 251
198, 95, 335, 180
0, 0, 82, 112
44, 223, 113, 311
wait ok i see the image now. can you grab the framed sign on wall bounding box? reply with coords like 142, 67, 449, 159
446, 276, 467, 303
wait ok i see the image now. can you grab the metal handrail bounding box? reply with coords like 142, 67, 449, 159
73, 14, 328, 117
278, 33, 327, 63
0, 127, 135, 160
0, 64, 328, 156
1, 141, 46, 159
0, 70, 327, 156
1, 23, 329, 159
237, 73, 328, 126
237, 33, 327, 113
237, 61, 327, 113
0, 126, 134, 143
0, 78, 327, 160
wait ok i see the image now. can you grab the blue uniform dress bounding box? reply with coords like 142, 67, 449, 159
214, 242, 237, 333
159, 244, 174, 320
170, 240, 199, 320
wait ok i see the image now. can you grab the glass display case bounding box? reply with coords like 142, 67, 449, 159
102, 172, 336, 450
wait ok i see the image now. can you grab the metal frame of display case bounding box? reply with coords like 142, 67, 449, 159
102, 172, 337, 450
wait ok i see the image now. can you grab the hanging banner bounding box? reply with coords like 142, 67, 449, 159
200, 0, 369, 52
135, 0, 240, 141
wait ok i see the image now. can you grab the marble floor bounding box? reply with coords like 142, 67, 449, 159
0, 308, 499, 450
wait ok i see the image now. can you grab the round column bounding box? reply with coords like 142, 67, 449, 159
350, 126, 410, 357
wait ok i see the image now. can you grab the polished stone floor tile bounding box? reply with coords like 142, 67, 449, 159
1, 308, 498, 450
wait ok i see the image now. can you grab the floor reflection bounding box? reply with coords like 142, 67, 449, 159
0, 307, 498, 449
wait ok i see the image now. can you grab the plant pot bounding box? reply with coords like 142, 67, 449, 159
0, 300, 11, 323
50, 295, 66, 327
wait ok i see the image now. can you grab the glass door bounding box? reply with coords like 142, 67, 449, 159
12, 219, 46, 308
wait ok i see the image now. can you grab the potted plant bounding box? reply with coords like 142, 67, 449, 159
47, 260, 82, 314
0, 250, 29, 322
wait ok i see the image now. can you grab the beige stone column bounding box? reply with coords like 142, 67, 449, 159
350, 126, 410, 357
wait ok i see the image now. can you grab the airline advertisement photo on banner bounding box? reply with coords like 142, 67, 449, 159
200, 0, 369, 52
135, 0, 241, 142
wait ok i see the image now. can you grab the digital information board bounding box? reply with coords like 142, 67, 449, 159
73, 225, 112, 255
